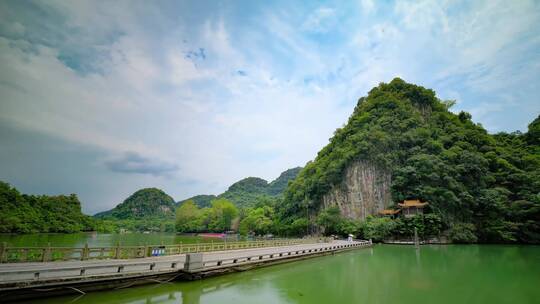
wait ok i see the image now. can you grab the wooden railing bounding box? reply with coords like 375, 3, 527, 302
0, 238, 325, 263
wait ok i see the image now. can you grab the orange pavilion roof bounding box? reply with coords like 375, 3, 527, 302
398, 199, 428, 208
379, 209, 401, 215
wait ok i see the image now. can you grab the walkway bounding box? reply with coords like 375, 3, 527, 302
0, 240, 371, 301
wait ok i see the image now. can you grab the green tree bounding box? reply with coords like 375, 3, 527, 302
288, 218, 309, 236
360, 217, 397, 242
316, 206, 342, 235
239, 206, 274, 235
208, 198, 238, 232
175, 200, 202, 232
449, 223, 478, 243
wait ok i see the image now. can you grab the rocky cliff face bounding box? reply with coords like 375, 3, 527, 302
322, 160, 392, 220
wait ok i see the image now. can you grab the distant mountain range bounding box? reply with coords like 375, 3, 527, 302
178, 167, 302, 208
94, 167, 302, 219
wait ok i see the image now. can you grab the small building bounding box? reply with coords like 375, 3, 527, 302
378, 209, 401, 218
398, 199, 428, 218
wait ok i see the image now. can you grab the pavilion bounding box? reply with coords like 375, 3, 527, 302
398, 199, 428, 218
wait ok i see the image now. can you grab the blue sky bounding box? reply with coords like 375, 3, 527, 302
0, 0, 539, 214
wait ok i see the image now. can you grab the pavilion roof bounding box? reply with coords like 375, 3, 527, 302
398, 199, 428, 208
379, 209, 401, 215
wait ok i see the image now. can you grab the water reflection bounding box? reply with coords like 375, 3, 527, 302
28, 245, 540, 304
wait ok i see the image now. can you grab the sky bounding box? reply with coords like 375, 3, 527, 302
0, 0, 539, 214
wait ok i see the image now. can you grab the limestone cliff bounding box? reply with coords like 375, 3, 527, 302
321, 160, 392, 220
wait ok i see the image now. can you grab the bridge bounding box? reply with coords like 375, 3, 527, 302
0, 239, 371, 301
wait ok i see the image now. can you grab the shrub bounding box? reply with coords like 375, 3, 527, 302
450, 223, 478, 243
360, 217, 397, 242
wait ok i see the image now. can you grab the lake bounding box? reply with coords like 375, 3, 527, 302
22, 244, 540, 304
0, 232, 217, 247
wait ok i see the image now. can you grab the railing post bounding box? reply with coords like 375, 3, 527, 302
184, 253, 203, 272
22, 248, 28, 262
0, 242, 6, 263
115, 242, 121, 259
82, 243, 89, 260
42, 242, 51, 262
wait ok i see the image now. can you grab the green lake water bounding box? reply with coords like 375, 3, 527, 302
22, 244, 540, 304
0, 232, 212, 247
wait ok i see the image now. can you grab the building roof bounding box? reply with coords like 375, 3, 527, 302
379, 209, 401, 215
398, 199, 428, 208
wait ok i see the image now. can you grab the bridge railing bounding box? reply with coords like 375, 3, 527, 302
198, 240, 372, 270
0, 240, 370, 283
0, 238, 327, 263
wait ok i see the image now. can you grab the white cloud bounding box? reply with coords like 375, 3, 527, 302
301, 7, 337, 33
359, 0, 375, 14
393, 0, 540, 93
0, 0, 538, 212
0, 3, 355, 201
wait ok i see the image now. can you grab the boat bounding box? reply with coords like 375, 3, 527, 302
198, 233, 225, 239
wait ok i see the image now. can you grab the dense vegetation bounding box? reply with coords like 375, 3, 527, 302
0, 182, 97, 233
175, 195, 309, 236
94, 188, 176, 232
174, 167, 303, 235
266, 167, 303, 196
179, 167, 302, 209
175, 198, 239, 232
95, 188, 176, 219
219, 177, 271, 208
0, 182, 177, 234
177, 194, 217, 208
0, 166, 298, 235
281, 78, 539, 244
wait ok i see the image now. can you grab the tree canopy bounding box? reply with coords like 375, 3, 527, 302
0, 182, 96, 233
175, 198, 239, 233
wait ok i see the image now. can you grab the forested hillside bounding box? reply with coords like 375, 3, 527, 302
94, 188, 177, 232
0, 182, 96, 233
174, 167, 302, 234
95, 188, 176, 220
219, 177, 270, 208
177, 195, 217, 208
266, 167, 302, 195
179, 167, 302, 208
281, 78, 539, 243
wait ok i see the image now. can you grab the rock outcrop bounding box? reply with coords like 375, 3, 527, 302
322, 160, 392, 220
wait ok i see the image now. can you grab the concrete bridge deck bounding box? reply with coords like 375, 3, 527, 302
0, 240, 371, 301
